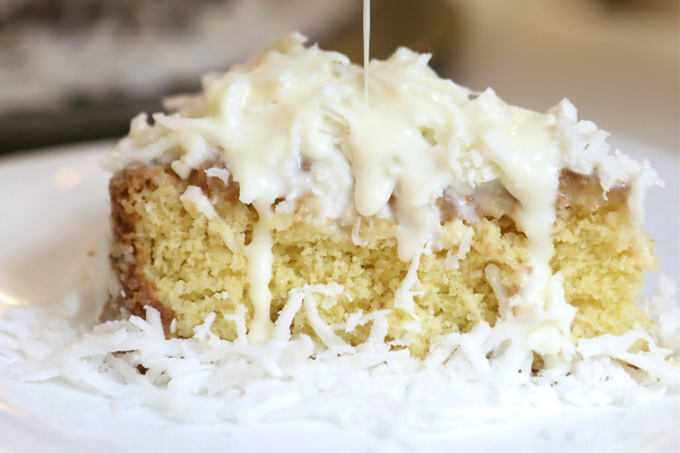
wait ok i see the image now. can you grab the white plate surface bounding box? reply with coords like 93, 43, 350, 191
0, 139, 678, 453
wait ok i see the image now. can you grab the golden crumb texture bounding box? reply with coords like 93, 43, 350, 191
103, 164, 657, 358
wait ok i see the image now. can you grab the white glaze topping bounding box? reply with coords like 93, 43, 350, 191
102, 33, 661, 352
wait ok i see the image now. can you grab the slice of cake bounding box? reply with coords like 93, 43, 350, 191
100, 33, 660, 364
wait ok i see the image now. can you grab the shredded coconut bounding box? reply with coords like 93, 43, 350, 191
394, 248, 424, 313
205, 168, 231, 186
444, 224, 474, 270
180, 185, 239, 252
1, 271, 678, 432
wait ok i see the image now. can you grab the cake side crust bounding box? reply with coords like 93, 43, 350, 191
102, 165, 182, 332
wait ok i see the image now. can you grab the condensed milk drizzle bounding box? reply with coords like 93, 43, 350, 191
363, 0, 371, 106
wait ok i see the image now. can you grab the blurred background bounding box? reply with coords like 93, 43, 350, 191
0, 0, 677, 154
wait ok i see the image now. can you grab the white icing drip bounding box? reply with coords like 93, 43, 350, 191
526, 271, 577, 359
245, 201, 275, 344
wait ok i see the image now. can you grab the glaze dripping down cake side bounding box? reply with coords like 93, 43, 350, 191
99, 32, 661, 365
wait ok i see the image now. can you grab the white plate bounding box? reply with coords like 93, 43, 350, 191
0, 140, 678, 453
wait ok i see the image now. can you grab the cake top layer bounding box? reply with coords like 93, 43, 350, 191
102, 32, 661, 350
103, 32, 658, 231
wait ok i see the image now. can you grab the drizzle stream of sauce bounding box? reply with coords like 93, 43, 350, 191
250, 0, 373, 343
364, 0, 370, 106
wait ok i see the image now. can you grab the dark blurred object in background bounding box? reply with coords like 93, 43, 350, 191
0, 0, 462, 155
0, 0, 677, 154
